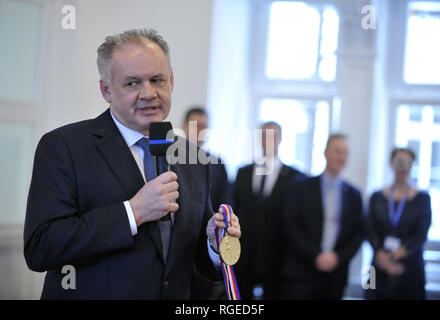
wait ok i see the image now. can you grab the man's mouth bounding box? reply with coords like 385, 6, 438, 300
137, 105, 161, 112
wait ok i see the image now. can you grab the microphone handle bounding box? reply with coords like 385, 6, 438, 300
156, 156, 172, 221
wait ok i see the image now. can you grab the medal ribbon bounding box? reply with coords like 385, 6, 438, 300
388, 187, 407, 230
216, 204, 241, 300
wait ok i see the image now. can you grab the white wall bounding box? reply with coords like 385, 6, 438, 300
40, 0, 213, 137
206, 0, 252, 175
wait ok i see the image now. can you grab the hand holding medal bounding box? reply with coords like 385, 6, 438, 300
215, 204, 241, 300
218, 205, 241, 266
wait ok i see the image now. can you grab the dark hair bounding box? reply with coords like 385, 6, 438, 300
261, 121, 282, 135
390, 147, 416, 162
184, 106, 208, 123
325, 133, 347, 150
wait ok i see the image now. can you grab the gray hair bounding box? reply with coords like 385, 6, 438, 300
97, 28, 171, 83
325, 133, 348, 150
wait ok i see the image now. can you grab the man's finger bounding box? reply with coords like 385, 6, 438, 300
156, 171, 178, 183
162, 181, 179, 193
167, 202, 179, 213
227, 227, 241, 238
215, 220, 227, 229
165, 191, 179, 202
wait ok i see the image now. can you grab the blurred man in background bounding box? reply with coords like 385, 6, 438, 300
183, 107, 232, 299
234, 121, 305, 299
281, 133, 364, 299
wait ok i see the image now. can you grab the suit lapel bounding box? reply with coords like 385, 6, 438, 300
94, 132, 144, 196
267, 165, 287, 200
335, 182, 349, 247
312, 176, 325, 241
246, 165, 255, 197
92, 109, 163, 258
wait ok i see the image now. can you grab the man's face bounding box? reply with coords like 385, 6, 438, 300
261, 124, 281, 157
184, 113, 208, 146
100, 41, 174, 135
324, 137, 349, 175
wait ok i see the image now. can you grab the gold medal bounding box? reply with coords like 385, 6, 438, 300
219, 234, 241, 266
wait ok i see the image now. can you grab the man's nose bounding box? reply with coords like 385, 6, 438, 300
139, 82, 157, 100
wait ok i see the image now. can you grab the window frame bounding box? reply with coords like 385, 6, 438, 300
249, 0, 341, 175
388, 0, 440, 247
251, 0, 341, 89
388, 0, 440, 91
257, 95, 335, 173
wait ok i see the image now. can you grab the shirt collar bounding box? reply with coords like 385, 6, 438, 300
254, 156, 282, 175
110, 111, 145, 147
255, 155, 281, 167
321, 171, 342, 189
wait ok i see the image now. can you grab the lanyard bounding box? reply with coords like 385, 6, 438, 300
215, 204, 241, 300
388, 187, 407, 230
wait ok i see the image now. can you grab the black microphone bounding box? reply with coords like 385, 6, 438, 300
149, 121, 175, 221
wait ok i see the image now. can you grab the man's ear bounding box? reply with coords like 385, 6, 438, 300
324, 148, 329, 160
170, 69, 174, 92
99, 79, 111, 103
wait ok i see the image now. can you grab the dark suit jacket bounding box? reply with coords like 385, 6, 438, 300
233, 164, 305, 280
282, 175, 364, 289
23, 109, 219, 299
190, 155, 231, 300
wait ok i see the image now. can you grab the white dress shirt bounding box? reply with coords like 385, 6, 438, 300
320, 172, 343, 252
252, 156, 283, 197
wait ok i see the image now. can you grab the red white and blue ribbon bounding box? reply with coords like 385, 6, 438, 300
216, 204, 241, 300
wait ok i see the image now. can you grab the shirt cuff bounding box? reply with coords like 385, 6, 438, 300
207, 238, 221, 268
124, 200, 138, 236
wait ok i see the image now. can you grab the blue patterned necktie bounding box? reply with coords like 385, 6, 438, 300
137, 137, 156, 182
137, 137, 171, 262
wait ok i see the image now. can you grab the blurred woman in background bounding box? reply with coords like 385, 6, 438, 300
365, 148, 432, 300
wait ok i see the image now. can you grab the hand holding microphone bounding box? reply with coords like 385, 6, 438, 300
129, 171, 179, 226
129, 122, 178, 226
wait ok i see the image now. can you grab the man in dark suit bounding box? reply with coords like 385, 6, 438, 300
281, 133, 364, 300
182, 107, 232, 211
233, 122, 305, 300
23, 28, 241, 299
182, 107, 232, 299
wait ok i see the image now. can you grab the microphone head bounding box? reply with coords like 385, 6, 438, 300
149, 121, 174, 156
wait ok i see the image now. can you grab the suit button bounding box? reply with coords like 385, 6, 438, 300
163, 281, 169, 288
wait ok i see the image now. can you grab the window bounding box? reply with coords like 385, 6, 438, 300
259, 98, 329, 175
0, 123, 34, 224
0, 0, 42, 101
387, 0, 440, 298
266, 1, 339, 81
404, 2, 440, 85
0, 0, 41, 224
392, 0, 440, 243
395, 104, 440, 241
397, 104, 440, 242
252, 0, 340, 175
